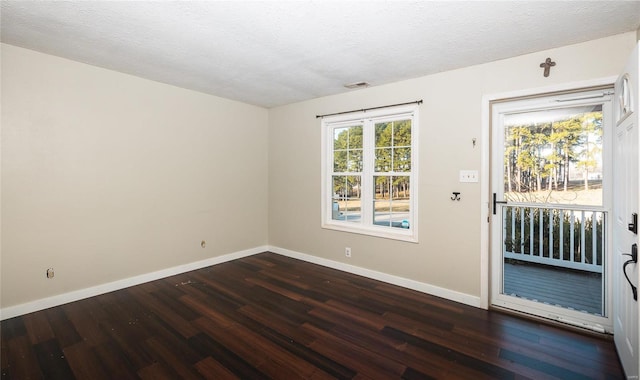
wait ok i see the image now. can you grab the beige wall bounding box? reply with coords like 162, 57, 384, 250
1, 44, 269, 308
2, 31, 637, 312
268, 32, 637, 300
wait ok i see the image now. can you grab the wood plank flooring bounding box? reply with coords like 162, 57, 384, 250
1, 252, 625, 379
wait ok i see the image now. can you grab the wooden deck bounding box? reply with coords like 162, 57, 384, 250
504, 261, 603, 315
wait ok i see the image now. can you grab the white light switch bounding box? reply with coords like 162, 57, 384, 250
459, 170, 479, 183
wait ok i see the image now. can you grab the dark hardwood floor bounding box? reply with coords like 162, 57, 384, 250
1, 252, 625, 379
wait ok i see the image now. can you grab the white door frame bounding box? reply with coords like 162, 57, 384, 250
480, 77, 618, 310
489, 89, 613, 331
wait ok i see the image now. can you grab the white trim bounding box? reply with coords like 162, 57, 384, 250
483, 79, 616, 332
321, 105, 419, 243
480, 94, 491, 309
1, 245, 483, 320
321, 104, 418, 125
480, 76, 617, 311
0, 246, 267, 321
318, 223, 418, 243
484, 76, 617, 104
269, 245, 482, 308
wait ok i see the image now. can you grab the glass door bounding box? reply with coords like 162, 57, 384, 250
491, 89, 613, 331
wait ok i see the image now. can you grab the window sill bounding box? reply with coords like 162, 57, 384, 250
321, 222, 418, 243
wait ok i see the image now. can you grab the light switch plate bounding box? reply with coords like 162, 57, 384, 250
459, 170, 479, 183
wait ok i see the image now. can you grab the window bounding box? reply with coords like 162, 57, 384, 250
321, 105, 418, 242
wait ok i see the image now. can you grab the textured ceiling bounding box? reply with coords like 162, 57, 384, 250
2, 1, 640, 108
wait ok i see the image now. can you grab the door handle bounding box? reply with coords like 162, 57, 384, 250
623, 243, 638, 301
493, 193, 507, 215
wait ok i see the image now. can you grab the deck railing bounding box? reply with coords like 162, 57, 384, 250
502, 204, 605, 273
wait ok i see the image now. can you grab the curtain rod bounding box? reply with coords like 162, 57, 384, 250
316, 100, 423, 119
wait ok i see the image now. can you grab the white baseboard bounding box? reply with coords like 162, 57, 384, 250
1, 244, 481, 320
0, 246, 268, 321
268, 246, 482, 308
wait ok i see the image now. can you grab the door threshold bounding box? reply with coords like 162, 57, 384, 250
489, 305, 613, 339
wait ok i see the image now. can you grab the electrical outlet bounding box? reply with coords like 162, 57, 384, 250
459, 170, 479, 183
345, 247, 352, 257
46, 268, 54, 279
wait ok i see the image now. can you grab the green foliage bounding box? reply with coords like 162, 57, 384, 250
333, 125, 363, 173
504, 110, 602, 193
332, 120, 412, 201
333, 126, 363, 198
374, 120, 411, 198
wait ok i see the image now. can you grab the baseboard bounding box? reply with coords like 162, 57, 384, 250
2, 244, 481, 320
268, 246, 482, 308
0, 246, 268, 320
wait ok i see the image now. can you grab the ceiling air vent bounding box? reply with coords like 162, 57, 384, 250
344, 82, 370, 89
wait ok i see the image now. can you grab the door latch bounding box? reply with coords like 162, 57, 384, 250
623, 243, 638, 301
629, 213, 638, 234
492, 193, 507, 215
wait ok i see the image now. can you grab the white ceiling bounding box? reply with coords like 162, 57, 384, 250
2, 1, 639, 108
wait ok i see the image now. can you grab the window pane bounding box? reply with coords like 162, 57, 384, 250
349, 126, 363, 149
333, 150, 347, 172
332, 175, 361, 222
348, 149, 363, 172
375, 122, 392, 147
392, 177, 411, 229
373, 176, 410, 228
503, 105, 603, 206
334, 126, 363, 174
374, 175, 391, 226
393, 119, 412, 146
334, 128, 348, 150
375, 119, 412, 173
393, 147, 411, 172
332, 176, 348, 198
375, 147, 392, 172
334, 126, 363, 149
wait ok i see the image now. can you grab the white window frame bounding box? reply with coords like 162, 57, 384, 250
321, 104, 419, 242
